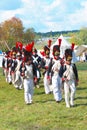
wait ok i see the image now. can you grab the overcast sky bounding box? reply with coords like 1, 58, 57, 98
0, 0, 87, 32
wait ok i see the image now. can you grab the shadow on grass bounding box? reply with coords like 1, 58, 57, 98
34, 98, 65, 104
34, 91, 45, 95
74, 95, 87, 107
75, 96, 87, 100
34, 99, 55, 103
75, 103, 87, 107
77, 87, 87, 90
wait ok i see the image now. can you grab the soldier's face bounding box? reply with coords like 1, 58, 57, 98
12, 54, 16, 58
26, 59, 32, 65
66, 60, 71, 65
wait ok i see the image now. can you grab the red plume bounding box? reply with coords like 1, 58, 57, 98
31, 41, 34, 48
25, 42, 34, 52
25, 44, 32, 52
58, 38, 62, 47
16, 41, 23, 50
40, 50, 45, 57
71, 43, 75, 50
48, 39, 52, 48
30, 41, 34, 53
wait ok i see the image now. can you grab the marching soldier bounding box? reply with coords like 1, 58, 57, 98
48, 39, 63, 102
59, 44, 79, 108
41, 40, 52, 94
19, 43, 37, 105
2, 51, 10, 83
32, 48, 42, 88
10, 51, 17, 85
14, 51, 23, 89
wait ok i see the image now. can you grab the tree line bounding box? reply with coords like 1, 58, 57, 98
0, 17, 36, 51
0, 17, 87, 51
37, 28, 87, 46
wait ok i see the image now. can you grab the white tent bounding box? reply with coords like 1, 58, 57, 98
75, 45, 87, 56
50, 34, 77, 62
59, 34, 71, 58
50, 34, 71, 58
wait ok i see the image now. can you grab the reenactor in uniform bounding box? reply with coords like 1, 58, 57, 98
48, 39, 62, 102
19, 43, 37, 105
12, 42, 24, 89
59, 43, 79, 107
32, 48, 42, 88
14, 51, 23, 89
41, 40, 52, 94
2, 51, 11, 83
10, 51, 17, 85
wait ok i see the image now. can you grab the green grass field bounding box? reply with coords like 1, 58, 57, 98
0, 62, 87, 130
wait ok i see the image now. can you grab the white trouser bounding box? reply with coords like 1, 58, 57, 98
64, 80, 76, 106
11, 72, 16, 84
52, 74, 62, 101
36, 69, 40, 79
4, 69, 8, 82
24, 78, 34, 104
44, 72, 51, 94
14, 71, 23, 89
7, 68, 12, 83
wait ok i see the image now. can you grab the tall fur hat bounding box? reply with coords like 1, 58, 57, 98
33, 48, 37, 53
44, 39, 52, 55
65, 43, 75, 61
53, 38, 62, 56
65, 49, 73, 61
44, 45, 50, 55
